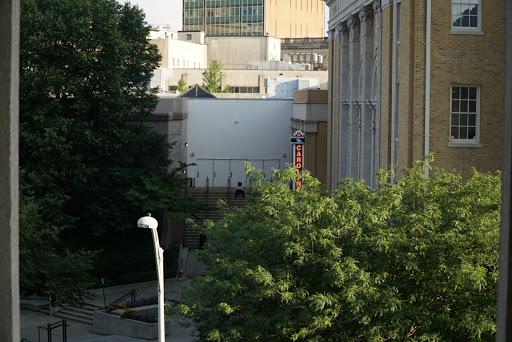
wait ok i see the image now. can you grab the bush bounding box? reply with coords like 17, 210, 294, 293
120, 308, 137, 319
94, 241, 181, 286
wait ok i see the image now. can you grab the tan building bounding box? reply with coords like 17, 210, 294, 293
205, 36, 281, 69
183, 0, 325, 38
292, 90, 329, 184
165, 68, 328, 98
326, 0, 505, 189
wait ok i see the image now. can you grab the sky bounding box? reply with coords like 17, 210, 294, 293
121, 0, 183, 31
121, 0, 329, 34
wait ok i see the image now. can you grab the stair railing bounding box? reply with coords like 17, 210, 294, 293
38, 320, 68, 342
205, 177, 210, 219
106, 289, 137, 309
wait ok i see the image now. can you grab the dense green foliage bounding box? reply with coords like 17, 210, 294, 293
19, 0, 201, 304
202, 61, 232, 93
179, 161, 500, 341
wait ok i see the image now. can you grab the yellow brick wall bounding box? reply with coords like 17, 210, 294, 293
385, 0, 504, 176
422, 0, 504, 174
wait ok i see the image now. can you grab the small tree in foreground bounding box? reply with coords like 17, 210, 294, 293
179, 160, 500, 341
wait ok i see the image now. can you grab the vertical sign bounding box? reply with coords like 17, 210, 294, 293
291, 130, 305, 190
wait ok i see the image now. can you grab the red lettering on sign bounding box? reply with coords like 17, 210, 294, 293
296, 180, 302, 187
296, 151, 301, 157
296, 163, 302, 169
296, 145, 302, 151
296, 157, 302, 163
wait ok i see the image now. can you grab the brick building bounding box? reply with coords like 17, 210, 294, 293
325, 0, 505, 189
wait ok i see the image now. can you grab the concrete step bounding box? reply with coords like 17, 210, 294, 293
184, 189, 255, 249
53, 304, 102, 325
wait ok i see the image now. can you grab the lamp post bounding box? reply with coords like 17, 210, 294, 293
137, 214, 165, 342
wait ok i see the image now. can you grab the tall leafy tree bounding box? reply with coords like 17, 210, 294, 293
19, 0, 202, 304
179, 160, 500, 341
202, 61, 232, 93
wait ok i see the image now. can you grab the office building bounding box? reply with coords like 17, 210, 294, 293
183, 0, 325, 38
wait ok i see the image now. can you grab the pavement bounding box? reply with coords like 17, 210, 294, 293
21, 249, 203, 342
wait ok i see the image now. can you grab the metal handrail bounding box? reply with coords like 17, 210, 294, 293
107, 289, 137, 308
38, 320, 68, 342
227, 178, 231, 199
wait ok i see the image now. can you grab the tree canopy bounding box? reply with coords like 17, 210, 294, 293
179, 160, 500, 341
19, 0, 202, 304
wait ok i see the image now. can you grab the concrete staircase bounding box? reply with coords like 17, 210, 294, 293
54, 303, 103, 325
184, 187, 249, 249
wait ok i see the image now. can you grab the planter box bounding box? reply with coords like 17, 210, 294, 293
93, 305, 171, 340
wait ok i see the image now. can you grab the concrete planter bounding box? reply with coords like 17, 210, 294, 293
93, 305, 171, 340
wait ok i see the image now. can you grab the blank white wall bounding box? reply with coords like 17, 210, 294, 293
186, 99, 293, 185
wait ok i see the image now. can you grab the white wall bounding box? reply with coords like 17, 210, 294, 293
186, 99, 293, 187
266, 77, 320, 98
151, 37, 207, 70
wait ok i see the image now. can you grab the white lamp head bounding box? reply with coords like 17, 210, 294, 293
137, 214, 158, 229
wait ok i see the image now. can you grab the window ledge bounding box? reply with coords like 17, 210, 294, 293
450, 29, 484, 36
448, 142, 482, 148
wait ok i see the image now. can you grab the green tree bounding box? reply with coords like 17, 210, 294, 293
179, 160, 500, 341
177, 79, 188, 92
19, 0, 204, 304
202, 61, 232, 93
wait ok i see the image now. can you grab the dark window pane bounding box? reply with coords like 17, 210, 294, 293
461, 87, 468, 99
241, 87, 247, 93
453, 17, 461, 27
452, 87, 460, 99
452, 114, 459, 125
461, 101, 468, 112
460, 127, 468, 139
460, 114, 468, 125
470, 5, 478, 15
469, 100, 476, 113
461, 15, 469, 26
452, 100, 459, 112
470, 16, 477, 27
469, 114, 476, 125
468, 127, 476, 139
469, 87, 477, 99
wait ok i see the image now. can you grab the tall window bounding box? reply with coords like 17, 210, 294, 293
452, 0, 481, 31
450, 86, 480, 144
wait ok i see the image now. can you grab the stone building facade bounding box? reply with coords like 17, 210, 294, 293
326, 0, 382, 189
326, 0, 505, 189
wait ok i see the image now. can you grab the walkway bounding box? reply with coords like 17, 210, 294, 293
21, 252, 203, 342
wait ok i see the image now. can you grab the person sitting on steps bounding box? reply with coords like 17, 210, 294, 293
235, 181, 245, 198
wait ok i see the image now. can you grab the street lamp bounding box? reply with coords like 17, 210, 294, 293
137, 213, 165, 342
